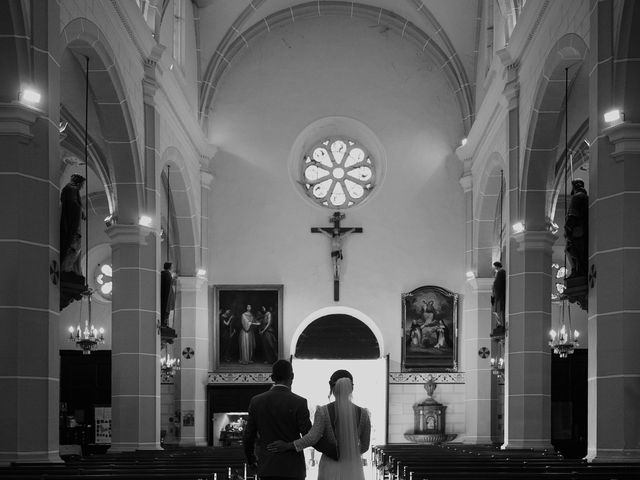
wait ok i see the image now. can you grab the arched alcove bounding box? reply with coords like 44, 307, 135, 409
294, 314, 380, 359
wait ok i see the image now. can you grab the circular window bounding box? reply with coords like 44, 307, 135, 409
94, 263, 113, 301
302, 138, 375, 209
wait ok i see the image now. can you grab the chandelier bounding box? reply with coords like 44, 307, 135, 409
67, 55, 107, 354
548, 66, 579, 358
490, 338, 505, 380
68, 290, 105, 354
160, 350, 180, 383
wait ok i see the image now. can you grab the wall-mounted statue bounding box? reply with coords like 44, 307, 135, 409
565, 179, 588, 279
160, 262, 176, 327
60, 174, 86, 310
60, 174, 85, 275
491, 261, 506, 335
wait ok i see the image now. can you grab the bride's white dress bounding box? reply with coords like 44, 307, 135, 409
293, 402, 371, 480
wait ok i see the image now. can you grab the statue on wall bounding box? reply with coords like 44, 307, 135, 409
565, 179, 588, 279
160, 262, 176, 328
491, 261, 506, 335
60, 174, 86, 310
60, 174, 86, 275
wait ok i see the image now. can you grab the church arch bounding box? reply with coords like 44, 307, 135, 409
199, 2, 473, 134
475, 153, 506, 277
616, 1, 640, 123
520, 33, 589, 231
159, 147, 198, 275
290, 306, 384, 359
60, 18, 144, 225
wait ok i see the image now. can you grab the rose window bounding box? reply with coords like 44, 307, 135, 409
95, 263, 113, 301
302, 138, 375, 208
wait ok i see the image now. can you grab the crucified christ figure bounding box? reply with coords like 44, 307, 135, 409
311, 212, 363, 301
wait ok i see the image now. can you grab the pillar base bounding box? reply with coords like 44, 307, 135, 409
110, 442, 162, 452
462, 435, 493, 445
501, 440, 555, 451
586, 449, 640, 463
0, 452, 65, 466
179, 438, 208, 447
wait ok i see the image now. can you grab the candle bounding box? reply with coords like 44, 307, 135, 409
228, 467, 231, 478
244, 463, 247, 479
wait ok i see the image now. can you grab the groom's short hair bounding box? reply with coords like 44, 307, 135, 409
271, 359, 293, 382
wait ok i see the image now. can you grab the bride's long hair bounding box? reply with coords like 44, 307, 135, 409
332, 377, 360, 462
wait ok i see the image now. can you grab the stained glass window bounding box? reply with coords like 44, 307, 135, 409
302, 138, 375, 208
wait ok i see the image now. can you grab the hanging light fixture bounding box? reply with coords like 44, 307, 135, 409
67, 56, 106, 354
549, 66, 579, 358
490, 338, 505, 380
160, 346, 180, 383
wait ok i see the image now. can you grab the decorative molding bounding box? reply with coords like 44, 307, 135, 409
467, 277, 494, 293
0, 102, 41, 142
106, 224, 155, 245
512, 229, 557, 252
176, 276, 207, 292
605, 122, 640, 160
389, 372, 465, 384
459, 173, 473, 193
200, 168, 215, 188
208, 372, 273, 384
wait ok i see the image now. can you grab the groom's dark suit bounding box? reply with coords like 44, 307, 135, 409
243, 384, 312, 479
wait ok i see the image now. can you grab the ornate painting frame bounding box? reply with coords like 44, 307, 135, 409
401, 285, 459, 371
212, 285, 283, 372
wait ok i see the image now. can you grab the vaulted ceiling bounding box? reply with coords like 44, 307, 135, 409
195, 0, 481, 131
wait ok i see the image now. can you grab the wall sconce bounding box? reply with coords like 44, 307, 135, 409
603, 109, 623, 124
20, 88, 41, 105
460, 138, 468, 146
512, 221, 525, 234
138, 215, 153, 228
196, 268, 207, 278
465, 271, 475, 280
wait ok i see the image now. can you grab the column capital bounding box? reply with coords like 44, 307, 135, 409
467, 277, 494, 293
176, 276, 207, 292
605, 122, 640, 160
0, 102, 41, 142
142, 44, 166, 105
106, 224, 155, 245
200, 169, 215, 189
459, 172, 473, 193
512, 229, 557, 252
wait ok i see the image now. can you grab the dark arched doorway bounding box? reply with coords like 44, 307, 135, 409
295, 314, 380, 359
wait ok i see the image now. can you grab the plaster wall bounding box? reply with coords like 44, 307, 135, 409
207, 15, 467, 436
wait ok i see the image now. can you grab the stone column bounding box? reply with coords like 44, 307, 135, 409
107, 224, 161, 451
463, 277, 495, 444
503, 230, 555, 450
587, 2, 640, 460
175, 276, 209, 446
0, 0, 61, 464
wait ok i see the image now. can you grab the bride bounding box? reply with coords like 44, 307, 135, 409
268, 370, 371, 480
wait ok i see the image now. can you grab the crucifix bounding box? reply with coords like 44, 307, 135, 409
311, 212, 363, 301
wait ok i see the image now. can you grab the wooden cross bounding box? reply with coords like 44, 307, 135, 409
311, 212, 363, 301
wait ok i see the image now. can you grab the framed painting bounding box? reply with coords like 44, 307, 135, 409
212, 285, 283, 372
401, 285, 459, 371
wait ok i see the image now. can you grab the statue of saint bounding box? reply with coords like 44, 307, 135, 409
60, 174, 86, 275
564, 179, 588, 279
491, 261, 506, 331
160, 262, 176, 327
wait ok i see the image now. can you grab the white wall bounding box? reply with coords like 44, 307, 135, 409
206, 15, 468, 438
207, 14, 466, 368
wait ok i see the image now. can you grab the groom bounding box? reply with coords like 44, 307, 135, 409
243, 360, 312, 480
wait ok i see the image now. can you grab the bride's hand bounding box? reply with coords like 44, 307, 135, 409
267, 440, 292, 452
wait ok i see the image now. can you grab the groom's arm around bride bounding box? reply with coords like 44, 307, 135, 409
243, 360, 311, 480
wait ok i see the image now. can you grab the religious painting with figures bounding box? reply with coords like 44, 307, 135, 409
212, 285, 283, 372
401, 285, 458, 371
